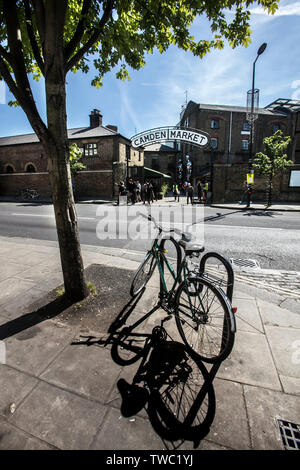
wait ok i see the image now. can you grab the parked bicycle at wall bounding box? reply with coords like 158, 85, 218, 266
21, 188, 39, 200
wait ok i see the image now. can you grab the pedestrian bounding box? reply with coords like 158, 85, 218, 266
127, 178, 136, 204
115, 180, 127, 205
142, 181, 147, 204
186, 183, 194, 204
197, 181, 202, 202
150, 180, 157, 201
246, 184, 253, 208
202, 180, 208, 203
172, 182, 179, 202
136, 180, 141, 202
239, 180, 248, 204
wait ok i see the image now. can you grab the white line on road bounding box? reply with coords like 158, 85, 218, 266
11, 213, 95, 220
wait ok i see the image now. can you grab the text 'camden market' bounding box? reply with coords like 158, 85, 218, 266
131, 127, 209, 148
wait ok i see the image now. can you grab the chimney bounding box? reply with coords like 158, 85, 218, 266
89, 109, 102, 128
106, 125, 118, 132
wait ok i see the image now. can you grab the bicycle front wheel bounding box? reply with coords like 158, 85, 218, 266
130, 252, 156, 297
175, 277, 234, 363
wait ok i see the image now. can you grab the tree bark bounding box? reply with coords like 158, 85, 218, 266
42, 0, 88, 301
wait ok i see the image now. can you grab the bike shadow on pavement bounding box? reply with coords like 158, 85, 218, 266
72, 293, 225, 450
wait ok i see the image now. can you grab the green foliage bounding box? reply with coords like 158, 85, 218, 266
0, 0, 280, 89
69, 143, 86, 176
253, 130, 293, 177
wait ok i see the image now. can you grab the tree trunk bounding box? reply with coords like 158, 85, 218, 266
43, 0, 88, 302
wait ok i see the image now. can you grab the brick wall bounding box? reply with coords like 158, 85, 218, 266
213, 164, 300, 203
0, 172, 51, 196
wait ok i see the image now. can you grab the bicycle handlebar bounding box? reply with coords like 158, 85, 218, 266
137, 211, 192, 241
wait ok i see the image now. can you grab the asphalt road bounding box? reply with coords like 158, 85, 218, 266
0, 201, 299, 271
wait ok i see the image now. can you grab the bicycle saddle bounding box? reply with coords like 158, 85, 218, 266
179, 239, 205, 256
117, 378, 149, 417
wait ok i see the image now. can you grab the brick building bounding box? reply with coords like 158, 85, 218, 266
143, 99, 300, 202
0, 109, 144, 199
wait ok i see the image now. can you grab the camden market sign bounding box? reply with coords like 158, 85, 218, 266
131, 126, 210, 149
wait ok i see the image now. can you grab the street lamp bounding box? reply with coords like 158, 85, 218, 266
248, 43, 267, 169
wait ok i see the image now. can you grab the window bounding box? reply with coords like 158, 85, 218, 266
273, 124, 280, 133
26, 164, 36, 173
289, 170, 300, 187
83, 143, 98, 157
243, 122, 250, 131
241, 140, 249, 150
210, 119, 219, 129
5, 165, 14, 173
211, 138, 218, 149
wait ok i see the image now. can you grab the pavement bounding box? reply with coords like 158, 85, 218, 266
0, 233, 300, 454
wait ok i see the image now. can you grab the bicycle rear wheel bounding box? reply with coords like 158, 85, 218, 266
130, 252, 156, 297
175, 277, 235, 363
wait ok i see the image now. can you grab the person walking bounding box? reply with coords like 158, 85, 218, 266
136, 180, 141, 202
115, 180, 127, 205
202, 180, 208, 203
172, 182, 179, 202
246, 184, 253, 208
186, 183, 194, 205
197, 181, 202, 202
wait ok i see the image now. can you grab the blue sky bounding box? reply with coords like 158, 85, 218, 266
0, 0, 299, 140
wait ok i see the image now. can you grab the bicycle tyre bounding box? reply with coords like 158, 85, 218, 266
159, 237, 182, 293
130, 252, 156, 297
175, 277, 235, 363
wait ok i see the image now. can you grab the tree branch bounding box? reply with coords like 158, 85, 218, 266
31, 0, 46, 55
65, 0, 115, 72
23, 0, 45, 75
64, 0, 92, 63
2, 0, 49, 143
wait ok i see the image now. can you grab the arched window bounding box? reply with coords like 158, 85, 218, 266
25, 163, 36, 173
5, 164, 14, 173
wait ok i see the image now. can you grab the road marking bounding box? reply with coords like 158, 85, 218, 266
11, 213, 95, 220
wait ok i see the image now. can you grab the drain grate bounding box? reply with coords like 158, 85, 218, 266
277, 418, 300, 450
230, 258, 261, 270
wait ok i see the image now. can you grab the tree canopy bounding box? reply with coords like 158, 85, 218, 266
0, 0, 279, 106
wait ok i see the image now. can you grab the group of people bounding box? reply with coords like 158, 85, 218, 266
172, 180, 209, 204
116, 179, 157, 205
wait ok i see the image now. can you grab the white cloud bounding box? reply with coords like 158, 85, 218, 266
250, 1, 300, 17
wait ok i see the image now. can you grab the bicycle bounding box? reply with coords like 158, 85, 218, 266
21, 188, 39, 200
129, 212, 237, 363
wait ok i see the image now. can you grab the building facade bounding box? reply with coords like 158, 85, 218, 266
0, 109, 144, 199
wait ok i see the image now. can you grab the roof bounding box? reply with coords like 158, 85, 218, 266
264, 98, 300, 114
0, 125, 119, 147
198, 103, 283, 116
144, 142, 177, 152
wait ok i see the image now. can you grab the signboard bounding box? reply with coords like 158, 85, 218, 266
131, 126, 210, 149
247, 173, 254, 184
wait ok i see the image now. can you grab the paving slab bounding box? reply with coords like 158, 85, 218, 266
0, 278, 38, 304
0, 417, 56, 450
40, 342, 122, 404
0, 364, 38, 418
257, 298, 300, 328
279, 375, 300, 395
14, 265, 62, 284
0, 287, 48, 320
1, 317, 75, 377
9, 381, 107, 450
233, 298, 264, 334
90, 407, 164, 450
206, 378, 251, 450
264, 325, 300, 379
244, 384, 300, 450
217, 330, 282, 390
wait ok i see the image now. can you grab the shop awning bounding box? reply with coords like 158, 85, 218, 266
144, 167, 172, 179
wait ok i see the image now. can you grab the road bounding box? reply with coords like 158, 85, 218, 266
0, 201, 299, 271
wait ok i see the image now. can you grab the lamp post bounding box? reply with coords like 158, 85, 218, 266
248, 43, 267, 170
